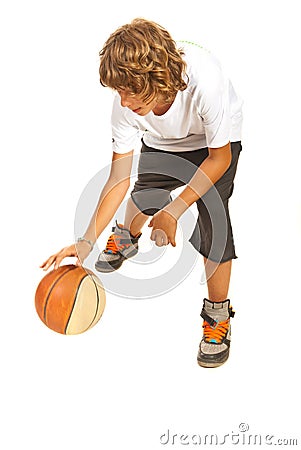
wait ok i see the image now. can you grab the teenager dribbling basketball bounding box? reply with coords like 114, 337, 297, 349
41, 18, 243, 368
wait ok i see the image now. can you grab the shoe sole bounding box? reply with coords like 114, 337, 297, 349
94, 264, 120, 273
95, 248, 138, 273
197, 350, 230, 368
197, 357, 229, 368
95, 259, 124, 273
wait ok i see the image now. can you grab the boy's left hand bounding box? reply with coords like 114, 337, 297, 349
148, 209, 177, 247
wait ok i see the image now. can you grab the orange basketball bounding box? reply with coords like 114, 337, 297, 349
35, 264, 106, 335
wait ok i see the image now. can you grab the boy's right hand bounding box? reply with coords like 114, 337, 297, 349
40, 241, 93, 271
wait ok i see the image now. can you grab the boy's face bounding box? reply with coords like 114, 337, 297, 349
117, 89, 158, 116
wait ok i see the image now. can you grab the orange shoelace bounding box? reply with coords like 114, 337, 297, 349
104, 233, 131, 254
203, 319, 230, 344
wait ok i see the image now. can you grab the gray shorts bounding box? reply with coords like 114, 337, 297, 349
131, 141, 242, 263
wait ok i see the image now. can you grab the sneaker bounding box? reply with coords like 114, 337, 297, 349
95, 221, 141, 273
197, 298, 235, 368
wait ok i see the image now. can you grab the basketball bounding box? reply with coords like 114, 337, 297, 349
35, 264, 106, 335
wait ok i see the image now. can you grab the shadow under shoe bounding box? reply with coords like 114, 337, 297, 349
95, 221, 141, 273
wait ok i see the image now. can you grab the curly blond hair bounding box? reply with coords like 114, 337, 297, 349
99, 18, 187, 104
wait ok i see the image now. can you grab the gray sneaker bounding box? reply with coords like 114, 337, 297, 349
197, 298, 235, 368
95, 221, 141, 273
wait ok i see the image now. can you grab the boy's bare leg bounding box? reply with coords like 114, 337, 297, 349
203, 258, 232, 302
124, 197, 149, 236
198, 258, 234, 368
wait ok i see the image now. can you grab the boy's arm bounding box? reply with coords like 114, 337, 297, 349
168, 142, 231, 217
82, 150, 134, 245
149, 143, 231, 246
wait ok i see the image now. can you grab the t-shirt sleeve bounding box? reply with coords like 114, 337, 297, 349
111, 94, 141, 154
197, 63, 231, 148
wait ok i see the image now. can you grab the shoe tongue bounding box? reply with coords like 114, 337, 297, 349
203, 299, 230, 322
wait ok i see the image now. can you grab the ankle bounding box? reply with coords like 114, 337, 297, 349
129, 228, 142, 238
207, 295, 228, 303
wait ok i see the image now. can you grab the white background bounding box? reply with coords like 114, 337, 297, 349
1, 0, 301, 449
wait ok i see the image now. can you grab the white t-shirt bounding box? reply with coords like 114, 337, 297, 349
111, 42, 243, 153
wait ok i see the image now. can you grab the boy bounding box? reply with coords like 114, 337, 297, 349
41, 18, 243, 368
